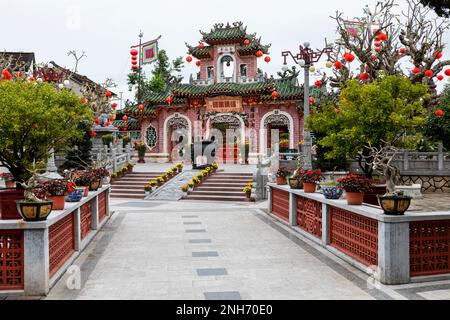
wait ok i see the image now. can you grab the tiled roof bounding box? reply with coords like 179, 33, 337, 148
112, 119, 141, 130
0, 52, 35, 72
186, 43, 212, 59
200, 22, 248, 44
171, 81, 275, 98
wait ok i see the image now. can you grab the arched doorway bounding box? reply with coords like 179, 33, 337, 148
208, 114, 244, 163
164, 115, 191, 162
260, 111, 294, 155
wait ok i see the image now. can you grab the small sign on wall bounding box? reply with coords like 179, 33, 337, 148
205, 96, 243, 113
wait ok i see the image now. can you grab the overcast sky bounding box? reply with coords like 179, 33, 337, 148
3, 0, 449, 103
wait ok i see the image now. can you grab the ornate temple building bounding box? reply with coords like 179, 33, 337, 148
121, 22, 304, 164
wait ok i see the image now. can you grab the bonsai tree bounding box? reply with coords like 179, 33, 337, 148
365, 144, 401, 194
307, 76, 429, 177
0, 79, 93, 183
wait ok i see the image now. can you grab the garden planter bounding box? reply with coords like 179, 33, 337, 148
322, 187, 343, 200
48, 195, 65, 210
0, 188, 25, 220
89, 180, 101, 191
276, 177, 287, 185
5, 181, 15, 188
288, 178, 303, 190
346, 192, 364, 205
16, 200, 53, 222
377, 195, 412, 215
363, 184, 387, 206
303, 182, 317, 193
66, 189, 83, 202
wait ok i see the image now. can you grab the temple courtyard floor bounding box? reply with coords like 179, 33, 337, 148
30, 197, 450, 300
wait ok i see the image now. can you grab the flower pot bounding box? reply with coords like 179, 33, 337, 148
288, 178, 303, 190
346, 192, 364, 205
138, 157, 145, 164
48, 195, 65, 210
377, 195, 412, 216
0, 188, 25, 220
89, 180, 101, 191
5, 180, 15, 188
276, 176, 287, 185
322, 187, 343, 200
66, 189, 83, 202
16, 200, 53, 222
364, 184, 387, 206
80, 186, 89, 197
303, 182, 317, 193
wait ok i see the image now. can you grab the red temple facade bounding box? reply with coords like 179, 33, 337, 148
121, 22, 304, 164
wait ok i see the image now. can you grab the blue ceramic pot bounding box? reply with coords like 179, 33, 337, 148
66, 189, 83, 202
322, 186, 343, 200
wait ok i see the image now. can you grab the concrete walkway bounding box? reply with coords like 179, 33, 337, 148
45, 199, 396, 300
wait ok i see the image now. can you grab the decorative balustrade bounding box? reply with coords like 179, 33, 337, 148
268, 183, 450, 285
0, 187, 110, 295
91, 143, 133, 174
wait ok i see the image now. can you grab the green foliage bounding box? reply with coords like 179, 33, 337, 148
102, 134, 114, 146
61, 121, 93, 171
307, 76, 429, 175
0, 80, 92, 182
423, 84, 450, 150
122, 136, 132, 147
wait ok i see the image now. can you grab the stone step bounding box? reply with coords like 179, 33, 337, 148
115, 178, 158, 182
196, 186, 244, 192
111, 186, 145, 192
183, 195, 247, 202
189, 190, 244, 196
215, 173, 253, 176
205, 179, 252, 184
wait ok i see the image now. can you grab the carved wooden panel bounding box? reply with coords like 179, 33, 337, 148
297, 197, 322, 239
0, 230, 24, 290
410, 220, 450, 277
330, 206, 378, 267
49, 213, 75, 278
271, 188, 289, 222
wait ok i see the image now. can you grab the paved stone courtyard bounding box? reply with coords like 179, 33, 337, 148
33, 198, 450, 300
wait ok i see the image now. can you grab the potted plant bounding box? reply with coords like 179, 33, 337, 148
73, 171, 92, 197
187, 181, 195, 191
0, 173, 15, 189
320, 182, 344, 200
243, 183, 253, 200
102, 134, 114, 146
276, 167, 290, 185
135, 141, 146, 163
299, 169, 324, 193
181, 184, 189, 193
144, 184, 152, 196
176, 163, 184, 172
16, 172, 53, 222
38, 179, 71, 210
337, 173, 372, 205
368, 145, 412, 215
211, 162, 219, 172
287, 168, 303, 190
149, 180, 157, 189
126, 163, 134, 174
156, 177, 164, 187
94, 167, 110, 187
110, 173, 117, 183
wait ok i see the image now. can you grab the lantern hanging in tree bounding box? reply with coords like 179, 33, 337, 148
344, 53, 355, 63
264, 56, 271, 63
425, 70, 434, 77
437, 75, 444, 81
378, 32, 387, 41
105, 121, 111, 127
95, 118, 100, 125
91, 131, 97, 137
199, 42, 205, 50
110, 116, 115, 121
111, 103, 117, 109
374, 46, 381, 52
399, 48, 407, 54
412, 67, 422, 74
445, 69, 450, 76
2, 69, 12, 80
309, 97, 315, 104
435, 109, 444, 117
131, 55, 137, 61
360, 73, 370, 81
334, 61, 343, 69
106, 90, 112, 98
434, 52, 443, 59
314, 80, 322, 87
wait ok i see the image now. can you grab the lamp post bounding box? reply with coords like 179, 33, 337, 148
282, 43, 332, 170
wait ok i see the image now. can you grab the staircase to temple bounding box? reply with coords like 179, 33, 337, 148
183, 172, 253, 202
110, 172, 163, 199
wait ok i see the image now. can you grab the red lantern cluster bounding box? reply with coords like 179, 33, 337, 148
343, 53, 355, 63
130, 48, 139, 70
186, 56, 193, 63
435, 109, 444, 117
376, 32, 388, 41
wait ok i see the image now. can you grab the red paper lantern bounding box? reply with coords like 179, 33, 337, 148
122, 115, 128, 122
130, 49, 138, 56
106, 90, 112, 98
199, 42, 205, 50
166, 96, 174, 104
264, 56, 271, 63
309, 97, 315, 104
95, 118, 100, 125
243, 39, 250, 46
344, 53, 355, 63
131, 55, 137, 61
425, 70, 434, 77
110, 116, 115, 121
314, 80, 322, 87
334, 61, 343, 69
412, 67, 422, 74
435, 52, 443, 59
399, 48, 407, 54
256, 50, 264, 58
435, 109, 444, 117
138, 104, 145, 111
123, 127, 128, 131
132, 60, 138, 65
445, 69, 450, 76
196, 61, 201, 67
111, 103, 117, 109
132, 65, 138, 70
91, 131, 97, 137
378, 32, 388, 41
105, 121, 110, 127
186, 56, 193, 63
360, 73, 370, 81
437, 75, 444, 81
271, 91, 279, 99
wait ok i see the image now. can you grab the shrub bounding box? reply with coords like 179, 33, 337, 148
144, 184, 152, 192
337, 173, 372, 193
102, 134, 114, 146
180, 185, 189, 192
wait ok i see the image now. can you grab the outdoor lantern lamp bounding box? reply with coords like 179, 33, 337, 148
63, 79, 70, 88
282, 42, 332, 170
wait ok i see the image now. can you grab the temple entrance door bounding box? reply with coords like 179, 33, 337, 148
264, 113, 292, 154
166, 117, 189, 162
267, 124, 289, 153
210, 114, 242, 164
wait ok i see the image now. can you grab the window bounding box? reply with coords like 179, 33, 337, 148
207, 66, 214, 79
146, 125, 157, 149
221, 55, 234, 78
240, 64, 247, 77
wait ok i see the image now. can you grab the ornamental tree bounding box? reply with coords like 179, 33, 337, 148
326, 0, 449, 101
0, 79, 93, 183
306, 76, 429, 177
419, 0, 450, 17
423, 83, 450, 149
